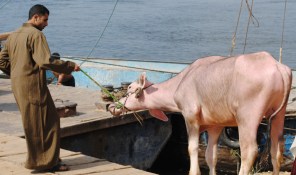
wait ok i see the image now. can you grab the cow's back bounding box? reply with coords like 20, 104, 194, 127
174, 51, 291, 126
233, 52, 291, 119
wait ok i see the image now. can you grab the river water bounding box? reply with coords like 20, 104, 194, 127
0, 0, 295, 68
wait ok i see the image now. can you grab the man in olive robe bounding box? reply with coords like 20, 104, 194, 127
0, 4, 80, 171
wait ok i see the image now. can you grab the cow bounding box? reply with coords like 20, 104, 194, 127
108, 51, 292, 175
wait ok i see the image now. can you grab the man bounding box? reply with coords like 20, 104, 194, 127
0, 4, 80, 172
51, 52, 76, 87
290, 138, 296, 174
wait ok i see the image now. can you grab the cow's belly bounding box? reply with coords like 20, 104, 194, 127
200, 107, 237, 126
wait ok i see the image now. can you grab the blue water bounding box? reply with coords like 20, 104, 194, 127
0, 0, 295, 68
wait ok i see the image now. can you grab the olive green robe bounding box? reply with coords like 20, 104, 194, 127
0, 23, 76, 170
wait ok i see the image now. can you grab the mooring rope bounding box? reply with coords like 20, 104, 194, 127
80, 0, 120, 67
230, 0, 259, 55
63, 56, 183, 74
260, 122, 296, 133
244, 0, 259, 27
243, 0, 255, 54
279, 0, 288, 63
64, 55, 191, 64
230, 0, 244, 56
0, 0, 12, 10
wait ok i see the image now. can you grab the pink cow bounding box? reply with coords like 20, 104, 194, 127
108, 51, 292, 175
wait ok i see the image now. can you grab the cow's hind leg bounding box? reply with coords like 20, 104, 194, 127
184, 118, 201, 175
270, 109, 286, 175
238, 120, 259, 175
205, 126, 224, 175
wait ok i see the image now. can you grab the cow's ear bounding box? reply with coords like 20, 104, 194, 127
139, 72, 146, 88
149, 109, 169, 122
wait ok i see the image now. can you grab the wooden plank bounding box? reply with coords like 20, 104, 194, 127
0, 152, 26, 167
59, 161, 132, 175
0, 133, 155, 175
60, 149, 82, 158
84, 168, 156, 175
0, 136, 27, 157
0, 134, 19, 141
0, 160, 32, 175
60, 153, 104, 165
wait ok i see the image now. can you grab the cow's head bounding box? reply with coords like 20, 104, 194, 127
108, 72, 168, 122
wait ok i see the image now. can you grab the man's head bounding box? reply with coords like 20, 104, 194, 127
52, 52, 60, 60
28, 4, 49, 31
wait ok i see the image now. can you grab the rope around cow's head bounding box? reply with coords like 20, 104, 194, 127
114, 83, 154, 125
80, 68, 145, 125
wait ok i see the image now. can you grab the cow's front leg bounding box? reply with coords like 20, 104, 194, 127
206, 126, 224, 175
184, 117, 200, 175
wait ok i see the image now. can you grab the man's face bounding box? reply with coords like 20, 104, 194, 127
33, 14, 49, 31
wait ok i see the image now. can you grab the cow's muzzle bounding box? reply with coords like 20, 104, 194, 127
108, 103, 124, 116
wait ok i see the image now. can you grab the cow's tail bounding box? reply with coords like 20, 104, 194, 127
259, 63, 292, 168
269, 64, 292, 126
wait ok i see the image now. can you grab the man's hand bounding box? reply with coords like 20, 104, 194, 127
74, 64, 80, 71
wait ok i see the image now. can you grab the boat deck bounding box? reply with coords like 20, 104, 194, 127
0, 78, 150, 138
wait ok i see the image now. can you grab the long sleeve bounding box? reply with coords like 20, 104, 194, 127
0, 43, 11, 76
31, 32, 75, 74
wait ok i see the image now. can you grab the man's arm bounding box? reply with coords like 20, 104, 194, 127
31, 32, 79, 74
57, 74, 65, 85
0, 32, 12, 41
0, 44, 10, 76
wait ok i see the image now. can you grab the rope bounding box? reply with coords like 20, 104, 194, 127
232, 0, 287, 62
279, 0, 288, 63
64, 55, 191, 64
80, 68, 144, 125
80, 69, 122, 106
0, 0, 12, 10
244, 0, 259, 27
243, 0, 255, 54
80, 0, 120, 66
230, 0, 259, 55
230, 0, 244, 56
63, 56, 183, 74
260, 122, 296, 133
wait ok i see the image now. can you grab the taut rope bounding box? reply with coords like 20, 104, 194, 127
279, 0, 288, 63
230, 0, 244, 56
243, 0, 255, 54
230, 0, 259, 55
80, 0, 120, 66
0, 0, 12, 10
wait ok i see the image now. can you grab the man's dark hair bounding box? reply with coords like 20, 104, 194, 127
52, 52, 60, 60
28, 4, 49, 20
